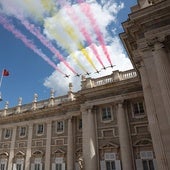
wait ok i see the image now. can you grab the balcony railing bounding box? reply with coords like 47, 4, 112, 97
81, 69, 137, 89
0, 69, 137, 117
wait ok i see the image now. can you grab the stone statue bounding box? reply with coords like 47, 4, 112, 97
78, 156, 84, 169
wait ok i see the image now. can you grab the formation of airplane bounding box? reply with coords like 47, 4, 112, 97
64, 65, 116, 78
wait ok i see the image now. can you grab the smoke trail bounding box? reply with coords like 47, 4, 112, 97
0, 15, 65, 76
65, 6, 105, 68
45, 21, 88, 73
58, 17, 97, 71
23, 0, 43, 21
41, 0, 54, 13
78, 2, 113, 66
17, 15, 77, 75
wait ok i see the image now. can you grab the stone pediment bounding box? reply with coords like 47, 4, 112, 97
15, 151, 25, 158
134, 138, 152, 146
0, 152, 9, 158
100, 142, 119, 149
54, 148, 65, 154
32, 150, 44, 157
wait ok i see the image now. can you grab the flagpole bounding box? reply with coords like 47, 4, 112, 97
0, 69, 4, 89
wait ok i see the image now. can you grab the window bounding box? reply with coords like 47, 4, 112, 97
106, 161, 116, 170
78, 119, 82, 130
102, 107, 112, 121
35, 163, 40, 170
142, 160, 154, 170
37, 124, 44, 135
0, 159, 7, 170
20, 127, 26, 137
140, 151, 153, 159
4, 129, 11, 139
16, 164, 22, 170
0, 164, 5, 170
133, 102, 145, 117
105, 153, 116, 161
57, 121, 64, 132
55, 163, 62, 170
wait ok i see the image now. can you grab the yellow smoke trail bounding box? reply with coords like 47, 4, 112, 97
59, 17, 97, 71
24, 0, 43, 21
41, 0, 54, 14
45, 22, 88, 73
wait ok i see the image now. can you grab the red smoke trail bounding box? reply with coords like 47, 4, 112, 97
65, 6, 105, 69
78, 2, 112, 66
0, 16, 65, 75
18, 15, 77, 75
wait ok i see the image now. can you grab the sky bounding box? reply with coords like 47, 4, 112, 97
0, 0, 137, 109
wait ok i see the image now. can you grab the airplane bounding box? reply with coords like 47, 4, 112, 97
64, 74, 70, 78
76, 73, 81, 77
95, 70, 100, 74
110, 64, 116, 68
85, 72, 91, 75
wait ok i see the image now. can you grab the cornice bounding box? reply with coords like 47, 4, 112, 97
0, 100, 80, 125
84, 91, 143, 107
129, 0, 169, 21
76, 77, 141, 100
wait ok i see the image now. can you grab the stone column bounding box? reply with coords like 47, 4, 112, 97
152, 41, 170, 124
67, 118, 74, 170
138, 61, 169, 170
45, 121, 52, 170
8, 127, 17, 170
81, 105, 97, 170
25, 123, 33, 170
117, 102, 133, 170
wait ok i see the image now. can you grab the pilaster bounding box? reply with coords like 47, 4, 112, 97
81, 104, 97, 170
117, 101, 133, 170
67, 117, 74, 170
8, 127, 17, 170
25, 123, 33, 170
45, 121, 52, 170
0, 128, 2, 141
138, 61, 169, 169
152, 40, 170, 124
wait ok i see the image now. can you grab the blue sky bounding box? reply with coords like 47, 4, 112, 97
0, 0, 137, 109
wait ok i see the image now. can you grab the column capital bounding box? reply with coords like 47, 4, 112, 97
154, 41, 164, 51
67, 116, 73, 121
146, 36, 165, 49
116, 100, 124, 107
80, 104, 93, 113
136, 60, 144, 68
46, 120, 52, 126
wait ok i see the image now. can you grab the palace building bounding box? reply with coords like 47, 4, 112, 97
0, 0, 169, 170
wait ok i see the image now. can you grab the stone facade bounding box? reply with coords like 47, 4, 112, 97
120, 0, 170, 169
0, 70, 157, 170
0, 0, 169, 169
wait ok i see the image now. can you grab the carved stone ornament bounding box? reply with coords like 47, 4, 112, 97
148, 0, 163, 4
